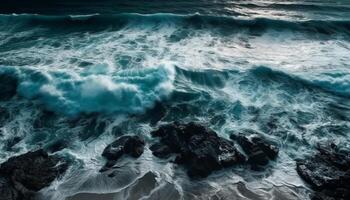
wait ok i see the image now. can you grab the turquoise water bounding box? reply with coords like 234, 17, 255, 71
0, 1, 349, 199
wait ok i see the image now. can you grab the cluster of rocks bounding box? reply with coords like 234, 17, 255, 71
150, 122, 247, 178
2, 116, 348, 200
101, 122, 279, 178
296, 143, 350, 200
149, 122, 279, 177
0, 149, 67, 200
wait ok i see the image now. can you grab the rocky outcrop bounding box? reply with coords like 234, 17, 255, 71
296, 143, 350, 200
0, 149, 68, 200
0, 74, 18, 101
230, 133, 278, 170
150, 122, 245, 178
101, 135, 145, 172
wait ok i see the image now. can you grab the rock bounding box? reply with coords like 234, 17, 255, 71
0, 74, 18, 101
251, 137, 279, 159
230, 133, 278, 170
0, 177, 19, 200
296, 143, 350, 200
150, 122, 245, 178
0, 149, 68, 200
124, 136, 145, 158
101, 135, 145, 171
150, 143, 172, 159
141, 102, 167, 125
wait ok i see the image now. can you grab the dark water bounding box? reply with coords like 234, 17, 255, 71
0, 0, 349, 199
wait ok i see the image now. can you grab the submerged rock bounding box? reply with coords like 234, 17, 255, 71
0, 149, 68, 200
150, 122, 245, 178
101, 135, 145, 172
230, 133, 279, 170
0, 74, 18, 101
296, 143, 350, 200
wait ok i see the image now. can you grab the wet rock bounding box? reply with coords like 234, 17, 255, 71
0, 74, 18, 101
0, 177, 19, 200
101, 135, 145, 172
0, 149, 68, 200
141, 101, 167, 125
296, 143, 350, 200
150, 122, 245, 178
251, 137, 279, 159
123, 136, 145, 158
150, 142, 172, 159
230, 133, 278, 170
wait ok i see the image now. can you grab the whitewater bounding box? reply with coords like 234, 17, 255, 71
0, 0, 349, 200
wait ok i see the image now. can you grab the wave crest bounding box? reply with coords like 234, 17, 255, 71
1, 13, 349, 35
0, 64, 175, 116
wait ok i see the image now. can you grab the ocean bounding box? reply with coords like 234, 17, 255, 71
0, 0, 349, 199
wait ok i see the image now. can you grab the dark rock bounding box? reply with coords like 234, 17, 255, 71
124, 136, 145, 158
0, 74, 18, 101
0, 149, 68, 200
101, 135, 145, 171
0, 177, 20, 200
296, 143, 350, 200
230, 134, 278, 170
150, 122, 245, 178
231, 134, 269, 167
142, 102, 167, 125
251, 137, 279, 159
150, 143, 172, 159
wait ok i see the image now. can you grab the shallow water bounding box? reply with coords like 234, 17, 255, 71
0, 0, 349, 199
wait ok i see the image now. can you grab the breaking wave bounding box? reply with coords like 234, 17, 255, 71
1, 13, 350, 36
0, 64, 175, 116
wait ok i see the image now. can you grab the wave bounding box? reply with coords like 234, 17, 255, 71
1, 63, 349, 117
247, 66, 350, 98
0, 64, 175, 116
1, 13, 350, 36
1, 0, 350, 15
242, 2, 350, 12
175, 66, 350, 98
